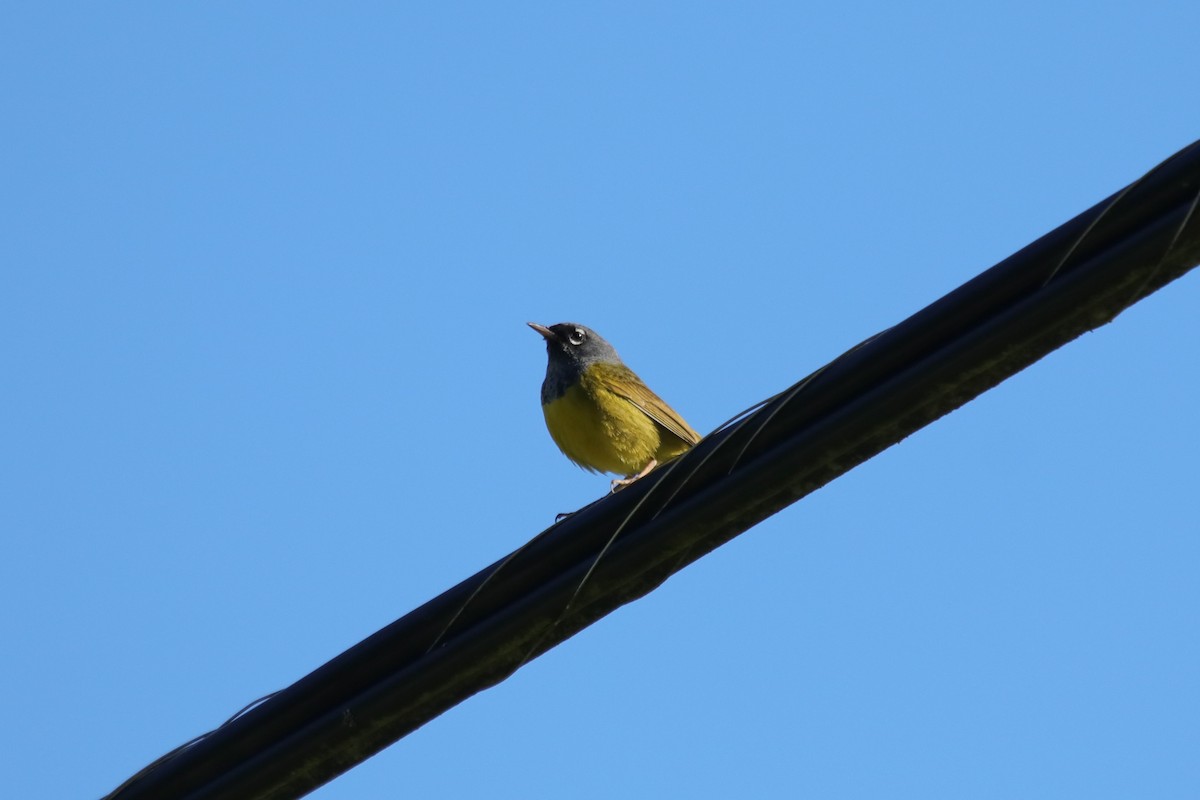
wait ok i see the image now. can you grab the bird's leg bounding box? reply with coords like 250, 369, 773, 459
610, 458, 658, 493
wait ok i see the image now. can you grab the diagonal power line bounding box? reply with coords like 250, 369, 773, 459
105, 139, 1200, 800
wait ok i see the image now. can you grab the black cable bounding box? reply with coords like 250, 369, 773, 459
104, 139, 1200, 800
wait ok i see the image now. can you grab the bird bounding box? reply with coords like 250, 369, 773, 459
528, 322, 701, 490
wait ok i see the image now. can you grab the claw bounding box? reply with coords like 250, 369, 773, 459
609, 458, 658, 492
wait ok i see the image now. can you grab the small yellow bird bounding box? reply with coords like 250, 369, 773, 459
529, 322, 701, 489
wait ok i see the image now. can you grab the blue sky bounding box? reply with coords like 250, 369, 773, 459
3, 4, 1197, 798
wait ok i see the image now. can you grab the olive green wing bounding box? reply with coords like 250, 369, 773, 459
601, 365, 701, 446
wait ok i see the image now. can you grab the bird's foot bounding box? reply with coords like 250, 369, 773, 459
609, 459, 658, 493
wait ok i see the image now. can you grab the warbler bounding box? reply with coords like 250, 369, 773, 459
529, 322, 701, 489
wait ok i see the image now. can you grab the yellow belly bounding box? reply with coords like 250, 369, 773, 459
542, 381, 664, 476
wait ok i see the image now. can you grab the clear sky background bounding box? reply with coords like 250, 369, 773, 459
3, 4, 1197, 799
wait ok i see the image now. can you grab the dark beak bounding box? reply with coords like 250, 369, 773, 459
527, 322, 555, 340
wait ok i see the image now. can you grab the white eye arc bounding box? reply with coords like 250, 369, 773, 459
568, 328, 586, 345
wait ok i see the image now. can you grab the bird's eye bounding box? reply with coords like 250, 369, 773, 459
568, 328, 586, 345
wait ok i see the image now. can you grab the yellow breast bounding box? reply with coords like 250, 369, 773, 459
541, 377, 663, 476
